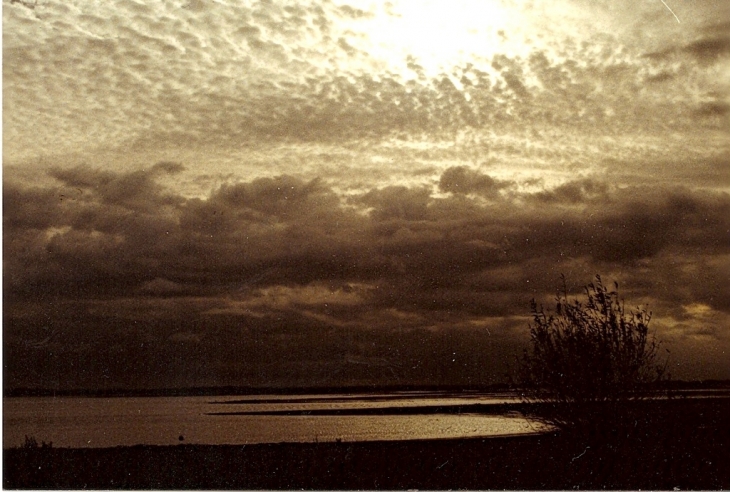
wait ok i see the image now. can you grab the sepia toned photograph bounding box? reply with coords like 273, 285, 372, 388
3, 0, 729, 488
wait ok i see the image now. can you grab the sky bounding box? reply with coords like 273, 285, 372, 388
3, 0, 730, 390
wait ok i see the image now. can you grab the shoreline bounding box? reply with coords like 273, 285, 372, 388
5, 427, 729, 489
5, 398, 730, 489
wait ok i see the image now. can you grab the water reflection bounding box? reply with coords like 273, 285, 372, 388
3, 393, 549, 449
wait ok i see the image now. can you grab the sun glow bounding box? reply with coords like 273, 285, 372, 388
339, 0, 522, 78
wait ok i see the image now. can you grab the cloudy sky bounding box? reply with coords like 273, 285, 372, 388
4, 0, 730, 390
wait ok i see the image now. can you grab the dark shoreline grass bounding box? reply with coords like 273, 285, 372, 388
5, 398, 729, 489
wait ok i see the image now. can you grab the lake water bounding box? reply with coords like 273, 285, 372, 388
3, 392, 549, 448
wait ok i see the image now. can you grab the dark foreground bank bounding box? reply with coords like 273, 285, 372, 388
5, 398, 729, 489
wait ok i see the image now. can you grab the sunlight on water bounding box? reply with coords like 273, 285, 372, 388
3, 394, 549, 449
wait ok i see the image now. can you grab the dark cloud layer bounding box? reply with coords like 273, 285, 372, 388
5, 165, 730, 389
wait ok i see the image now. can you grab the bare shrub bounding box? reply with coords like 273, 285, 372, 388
519, 275, 667, 434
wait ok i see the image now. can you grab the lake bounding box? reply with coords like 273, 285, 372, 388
3, 391, 549, 448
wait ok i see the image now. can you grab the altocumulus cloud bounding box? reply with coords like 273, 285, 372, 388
3, 0, 727, 173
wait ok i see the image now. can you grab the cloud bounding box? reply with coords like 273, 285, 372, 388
5, 0, 725, 164
3, 0, 729, 388
643, 21, 730, 66
6, 167, 730, 306
138, 277, 188, 296
530, 178, 610, 204
694, 101, 730, 118
360, 185, 432, 221
438, 166, 510, 197
5, 165, 730, 387
683, 35, 730, 64
44, 162, 186, 221
336, 5, 374, 20
644, 71, 675, 84
212, 175, 334, 219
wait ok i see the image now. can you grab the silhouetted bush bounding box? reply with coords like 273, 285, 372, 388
22, 435, 39, 449
519, 275, 667, 436
20, 435, 52, 450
